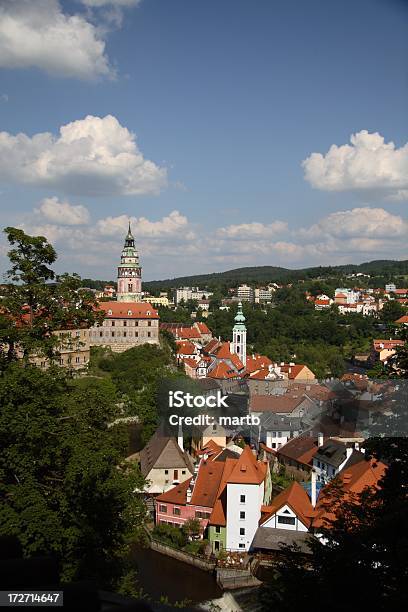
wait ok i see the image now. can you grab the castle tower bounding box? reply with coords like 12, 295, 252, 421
232, 301, 247, 366
117, 223, 142, 302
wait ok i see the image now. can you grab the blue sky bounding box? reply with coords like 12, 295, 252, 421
0, 0, 407, 280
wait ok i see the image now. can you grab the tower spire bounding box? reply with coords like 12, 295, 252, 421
117, 223, 142, 302
232, 301, 247, 366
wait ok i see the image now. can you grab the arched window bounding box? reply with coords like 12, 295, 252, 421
236, 334, 241, 343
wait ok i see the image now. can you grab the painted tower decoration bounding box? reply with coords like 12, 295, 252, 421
117, 223, 142, 302
231, 301, 247, 366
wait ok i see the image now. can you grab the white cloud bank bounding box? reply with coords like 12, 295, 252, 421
0, 115, 167, 196
0, 0, 112, 80
217, 220, 288, 239
6, 205, 406, 278
36, 197, 90, 225
303, 130, 408, 201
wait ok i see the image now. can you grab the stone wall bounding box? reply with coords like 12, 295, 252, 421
149, 539, 216, 572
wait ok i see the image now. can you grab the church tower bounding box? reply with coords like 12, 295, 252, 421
117, 223, 142, 302
232, 301, 247, 367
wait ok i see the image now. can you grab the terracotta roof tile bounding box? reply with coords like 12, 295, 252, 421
98, 301, 159, 319
260, 481, 315, 528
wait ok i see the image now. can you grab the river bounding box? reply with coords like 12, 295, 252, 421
131, 547, 265, 611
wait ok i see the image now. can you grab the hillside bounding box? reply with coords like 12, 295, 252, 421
142, 259, 408, 291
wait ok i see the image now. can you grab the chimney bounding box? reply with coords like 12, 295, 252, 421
186, 486, 192, 503
178, 423, 184, 452
318, 432, 324, 448
311, 470, 317, 508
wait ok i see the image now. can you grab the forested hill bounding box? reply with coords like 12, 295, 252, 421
142, 259, 408, 291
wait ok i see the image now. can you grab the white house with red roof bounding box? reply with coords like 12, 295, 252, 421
225, 446, 270, 551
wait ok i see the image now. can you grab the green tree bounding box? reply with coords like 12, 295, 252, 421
259, 439, 408, 611
381, 300, 405, 324
0, 228, 101, 366
0, 365, 146, 586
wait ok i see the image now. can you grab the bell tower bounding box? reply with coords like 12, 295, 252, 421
232, 302, 247, 366
117, 222, 142, 302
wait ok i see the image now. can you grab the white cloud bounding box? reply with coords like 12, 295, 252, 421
0, 0, 112, 79
97, 210, 190, 237
0, 114, 167, 196
36, 197, 90, 225
217, 220, 288, 239
303, 130, 408, 200
300, 207, 408, 240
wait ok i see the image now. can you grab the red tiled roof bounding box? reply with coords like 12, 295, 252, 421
176, 327, 202, 340
98, 301, 159, 319
395, 315, 408, 324
312, 458, 387, 528
373, 339, 404, 350
260, 481, 315, 528
245, 354, 273, 373
195, 322, 211, 334
227, 445, 267, 485
183, 357, 199, 369
280, 364, 310, 379
176, 340, 197, 355
204, 339, 221, 353
250, 395, 305, 414
209, 458, 238, 526
277, 436, 319, 466
156, 478, 192, 505
208, 362, 240, 380
190, 460, 225, 508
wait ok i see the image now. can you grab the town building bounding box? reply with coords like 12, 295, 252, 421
237, 284, 255, 303
371, 339, 405, 364
117, 223, 142, 302
173, 287, 213, 306
139, 429, 194, 495
90, 301, 159, 352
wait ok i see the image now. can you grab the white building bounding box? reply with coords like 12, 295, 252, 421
173, 287, 213, 305
225, 446, 269, 551
237, 284, 255, 302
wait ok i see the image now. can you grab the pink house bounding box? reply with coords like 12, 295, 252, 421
155, 458, 226, 532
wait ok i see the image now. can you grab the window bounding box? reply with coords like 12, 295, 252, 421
173, 470, 178, 481
75, 357, 80, 364
100, 331, 103, 337
240, 528, 245, 536
240, 511, 245, 520
124, 332, 127, 338
148, 321, 152, 327
173, 507, 181, 516
182, 470, 186, 475
215, 526, 221, 534
111, 332, 115, 337
164, 470, 169, 475
111, 321, 115, 326
159, 505, 167, 513
240, 495, 246, 503
214, 541, 220, 552
147, 332, 151, 338
239, 543, 245, 549
123, 321, 127, 327
277, 515, 296, 525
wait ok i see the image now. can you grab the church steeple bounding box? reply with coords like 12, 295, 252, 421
117, 222, 142, 302
232, 302, 247, 366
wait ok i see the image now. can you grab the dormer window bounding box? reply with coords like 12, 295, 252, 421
127, 310, 132, 315
108, 309, 112, 315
